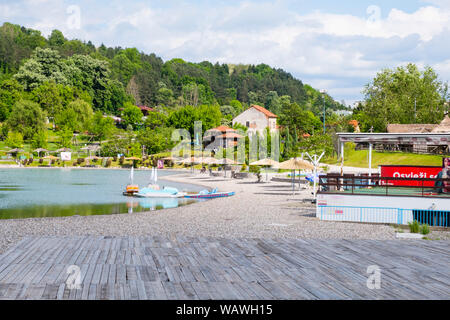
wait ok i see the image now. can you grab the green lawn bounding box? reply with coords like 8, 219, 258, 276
324, 150, 445, 168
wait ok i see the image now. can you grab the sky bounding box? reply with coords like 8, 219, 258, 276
1, 0, 450, 105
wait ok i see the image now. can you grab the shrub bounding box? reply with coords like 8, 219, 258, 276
420, 224, 430, 235
241, 163, 247, 171
105, 158, 112, 167
119, 157, 124, 165
408, 220, 420, 233
77, 158, 85, 164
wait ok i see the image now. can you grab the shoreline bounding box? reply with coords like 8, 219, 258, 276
0, 170, 448, 254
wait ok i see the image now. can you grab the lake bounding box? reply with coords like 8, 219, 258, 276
0, 168, 206, 219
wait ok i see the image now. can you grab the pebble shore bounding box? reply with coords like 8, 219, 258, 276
0, 171, 448, 253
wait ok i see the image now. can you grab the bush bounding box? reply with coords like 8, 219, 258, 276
105, 158, 112, 167
119, 157, 124, 165
420, 224, 430, 235
77, 158, 85, 164
408, 220, 420, 233
241, 163, 247, 171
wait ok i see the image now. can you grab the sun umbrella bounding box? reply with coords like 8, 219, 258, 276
277, 158, 314, 193
43, 155, 59, 165
201, 157, 219, 165
178, 157, 203, 164
43, 155, 59, 160
125, 156, 141, 161
250, 158, 280, 182
33, 148, 49, 158
277, 158, 314, 170
8, 148, 24, 153
56, 148, 72, 152
161, 156, 181, 162
178, 157, 202, 173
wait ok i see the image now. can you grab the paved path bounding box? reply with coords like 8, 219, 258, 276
0, 236, 448, 300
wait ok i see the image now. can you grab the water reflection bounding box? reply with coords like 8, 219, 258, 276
0, 168, 205, 219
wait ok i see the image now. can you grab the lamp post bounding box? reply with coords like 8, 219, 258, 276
320, 89, 327, 133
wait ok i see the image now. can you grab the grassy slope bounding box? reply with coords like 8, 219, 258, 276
324, 150, 445, 168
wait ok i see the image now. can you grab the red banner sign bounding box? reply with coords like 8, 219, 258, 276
380, 165, 442, 187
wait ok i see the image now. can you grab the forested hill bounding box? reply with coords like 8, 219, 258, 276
0, 22, 347, 117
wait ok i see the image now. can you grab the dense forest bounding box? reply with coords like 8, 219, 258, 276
0, 22, 353, 160
0, 23, 347, 118
2, 22, 446, 162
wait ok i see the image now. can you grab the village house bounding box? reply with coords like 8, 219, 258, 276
232, 104, 277, 134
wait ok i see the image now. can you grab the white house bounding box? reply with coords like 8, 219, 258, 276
232, 104, 277, 133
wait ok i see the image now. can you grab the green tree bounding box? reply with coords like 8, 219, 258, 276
14, 48, 70, 90
5, 131, 23, 148
66, 99, 93, 131
48, 29, 66, 47
220, 105, 236, 121
31, 81, 63, 121
296, 133, 334, 157
6, 100, 46, 139
0, 79, 24, 121
144, 111, 167, 129
111, 48, 142, 86
279, 102, 322, 134
91, 111, 116, 142
229, 99, 243, 114
155, 87, 174, 106
356, 63, 449, 132
31, 130, 48, 149
122, 103, 143, 130
57, 126, 73, 148
265, 91, 281, 115
137, 126, 175, 154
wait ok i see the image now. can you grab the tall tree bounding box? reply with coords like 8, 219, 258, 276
355, 63, 449, 132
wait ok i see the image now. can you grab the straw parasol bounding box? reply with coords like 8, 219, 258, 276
43, 155, 59, 165
277, 158, 314, 170
8, 148, 24, 153
55, 148, 72, 153
250, 158, 280, 182
277, 158, 314, 193
178, 157, 203, 165
125, 156, 141, 161
33, 148, 48, 157
177, 157, 203, 173
43, 155, 59, 160
216, 158, 238, 165
201, 157, 219, 165
161, 156, 181, 162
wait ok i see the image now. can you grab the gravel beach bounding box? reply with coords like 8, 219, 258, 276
0, 171, 448, 253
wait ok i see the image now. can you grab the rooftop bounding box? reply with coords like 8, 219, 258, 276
250, 104, 277, 118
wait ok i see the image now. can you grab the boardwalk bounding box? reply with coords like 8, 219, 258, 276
0, 236, 448, 300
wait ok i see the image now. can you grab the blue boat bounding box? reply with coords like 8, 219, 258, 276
184, 188, 235, 199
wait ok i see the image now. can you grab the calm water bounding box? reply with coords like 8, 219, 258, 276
0, 168, 206, 219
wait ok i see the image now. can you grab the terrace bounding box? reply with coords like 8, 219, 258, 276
317, 174, 450, 227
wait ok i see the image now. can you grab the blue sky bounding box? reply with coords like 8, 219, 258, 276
1, 0, 449, 105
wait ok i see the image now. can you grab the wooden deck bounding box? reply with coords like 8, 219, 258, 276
0, 236, 448, 300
